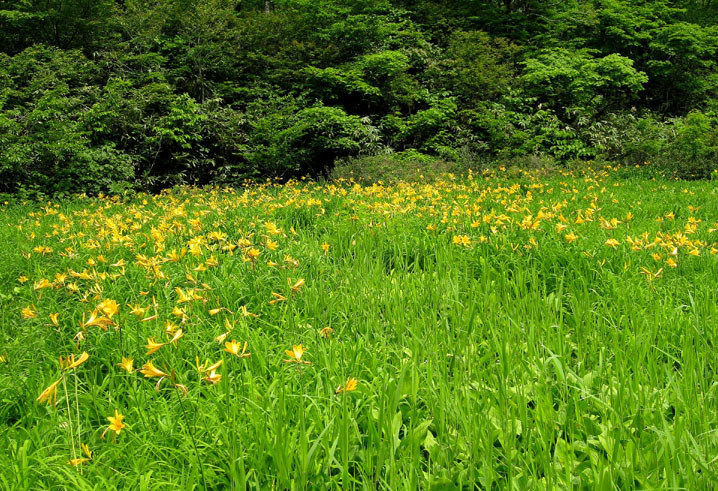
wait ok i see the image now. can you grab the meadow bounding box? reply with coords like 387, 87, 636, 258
0, 167, 717, 489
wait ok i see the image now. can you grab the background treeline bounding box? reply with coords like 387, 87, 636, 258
1, 1, 717, 196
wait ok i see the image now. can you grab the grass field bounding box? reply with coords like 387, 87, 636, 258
1, 167, 717, 489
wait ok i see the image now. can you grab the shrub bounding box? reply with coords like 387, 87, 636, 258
331, 150, 458, 182
245, 103, 380, 177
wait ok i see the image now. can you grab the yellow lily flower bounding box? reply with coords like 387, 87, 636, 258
145, 338, 165, 356
102, 410, 126, 438
97, 299, 119, 317
318, 327, 334, 338
284, 344, 310, 364
61, 352, 89, 370
336, 377, 358, 394
22, 305, 37, 319
117, 357, 134, 373
203, 370, 222, 385
140, 361, 168, 378
224, 340, 251, 358
37, 377, 62, 409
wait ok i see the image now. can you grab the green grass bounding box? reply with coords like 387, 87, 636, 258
0, 169, 717, 489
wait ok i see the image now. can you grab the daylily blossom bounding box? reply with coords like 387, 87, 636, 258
140, 361, 168, 378
102, 410, 126, 438
336, 378, 358, 394
61, 352, 89, 370
224, 340, 251, 358
37, 378, 62, 409
22, 306, 37, 319
117, 357, 134, 373
145, 337, 165, 356
284, 344, 310, 364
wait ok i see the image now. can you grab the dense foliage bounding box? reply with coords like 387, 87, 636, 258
1, 0, 717, 195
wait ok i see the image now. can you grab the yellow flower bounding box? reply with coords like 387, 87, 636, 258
175, 287, 193, 303
33, 278, 53, 290
266, 239, 279, 251
195, 357, 223, 375
164, 320, 180, 334
264, 221, 281, 235
336, 377, 358, 394
83, 310, 113, 330
269, 292, 287, 305
203, 370, 222, 384
318, 326, 334, 338
68, 444, 92, 466
145, 338, 165, 356
284, 344, 310, 364
167, 328, 184, 345
666, 257, 678, 268
240, 305, 258, 318
452, 235, 471, 247
640, 267, 663, 281
49, 313, 60, 326
117, 357, 134, 373
22, 305, 37, 319
140, 361, 168, 378
97, 299, 119, 317
37, 377, 62, 409
173, 306, 189, 318
215, 332, 229, 344
224, 340, 251, 358
103, 410, 126, 437
61, 352, 89, 370
67, 457, 90, 466
564, 232, 578, 243
290, 278, 305, 294
605, 238, 620, 248
128, 304, 149, 317
321, 242, 330, 254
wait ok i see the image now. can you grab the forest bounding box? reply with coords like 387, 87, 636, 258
1, 1, 717, 196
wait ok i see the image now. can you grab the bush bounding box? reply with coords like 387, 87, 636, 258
668, 111, 718, 178
521, 49, 647, 119
586, 111, 718, 178
0, 48, 136, 197
331, 150, 459, 182
245, 103, 380, 177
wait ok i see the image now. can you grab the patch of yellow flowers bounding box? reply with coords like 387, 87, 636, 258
10, 167, 717, 467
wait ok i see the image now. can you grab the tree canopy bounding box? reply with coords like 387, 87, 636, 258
1, 0, 717, 195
